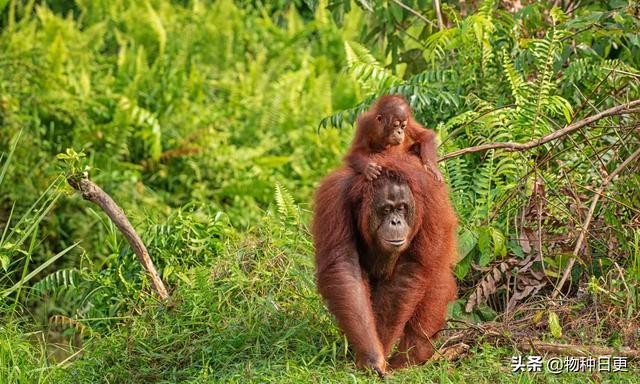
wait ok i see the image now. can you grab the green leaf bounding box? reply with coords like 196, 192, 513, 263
477, 229, 493, 266
457, 228, 477, 259
548, 311, 562, 338
355, 0, 373, 12
454, 255, 471, 279
491, 228, 507, 257
163, 264, 174, 280
146, 0, 166, 56
0, 253, 9, 272
254, 156, 290, 168
478, 248, 493, 267
390, 3, 403, 23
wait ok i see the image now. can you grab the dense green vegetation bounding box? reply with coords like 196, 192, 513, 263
1, 0, 639, 382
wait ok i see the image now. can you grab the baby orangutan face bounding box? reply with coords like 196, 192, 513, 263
386, 118, 408, 146
376, 103, 410, 147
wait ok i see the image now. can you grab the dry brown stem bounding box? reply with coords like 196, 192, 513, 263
68, 172, 169, 300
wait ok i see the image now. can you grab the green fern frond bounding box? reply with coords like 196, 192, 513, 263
550, 6, 568, 25
444, 110, 480, 131
145, 0, 166, 57
319, 95, 375, 129
409, 69, 455, 84
502, 52, 525, 106
447, 156, 471, 194
477, 0, 495, 16
565, 57, 592, 82
32, 268, 82, 297
344, 41, 400, 90
473, 149, 495, 218
446, 156, 473, 214
546, 95, 574, 123
601, 59, 640, 78
424, 28, 460, 61
527, 27, 566, 134
119, 97, 162, 161
388, 84, 462, 110
274, 182, 299, 222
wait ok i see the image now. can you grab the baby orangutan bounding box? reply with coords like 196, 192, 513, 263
345, 95, 443, 182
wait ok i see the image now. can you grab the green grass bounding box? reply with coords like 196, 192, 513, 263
3, 215, 635, 383
34, 279, 640, 383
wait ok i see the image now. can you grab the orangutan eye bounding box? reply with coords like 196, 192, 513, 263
383, 206, 391, 214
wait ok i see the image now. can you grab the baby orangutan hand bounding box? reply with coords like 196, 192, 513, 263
365, 162, 383, 181
424, 163, 443, 183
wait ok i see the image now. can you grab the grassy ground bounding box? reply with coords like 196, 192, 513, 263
62, 348, 640, 383
3, 217, 635, 384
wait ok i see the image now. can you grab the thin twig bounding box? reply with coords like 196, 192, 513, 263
433, 0, 444, 30
68, 172, 169, 300
391, 0, 438, 29
580, 184, 640, 214
484, 127, 636, 226
602, 68, 640, 79
551, 147, 640, 299
438, 99, 640, 162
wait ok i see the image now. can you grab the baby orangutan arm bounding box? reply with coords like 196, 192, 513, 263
407, 123, 443, 183
346, 150, 382, 181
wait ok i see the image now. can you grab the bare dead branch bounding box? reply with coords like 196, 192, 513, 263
551, 147, 640, 299
68, 172, 169, 300
438, 99, 640, 162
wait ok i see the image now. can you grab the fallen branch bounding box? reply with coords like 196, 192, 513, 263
551, 147, 640, 298
68, 172, 169, 300
518, 341, 640, 359
438, 99, 640, 162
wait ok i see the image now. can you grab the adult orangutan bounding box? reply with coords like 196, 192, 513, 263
344, 94, 443, 183
312, 152, 457, 378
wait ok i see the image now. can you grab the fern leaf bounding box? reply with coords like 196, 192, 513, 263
146, 1, 166, 57
344, 41, 400, 90
274, 182, 299, 221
